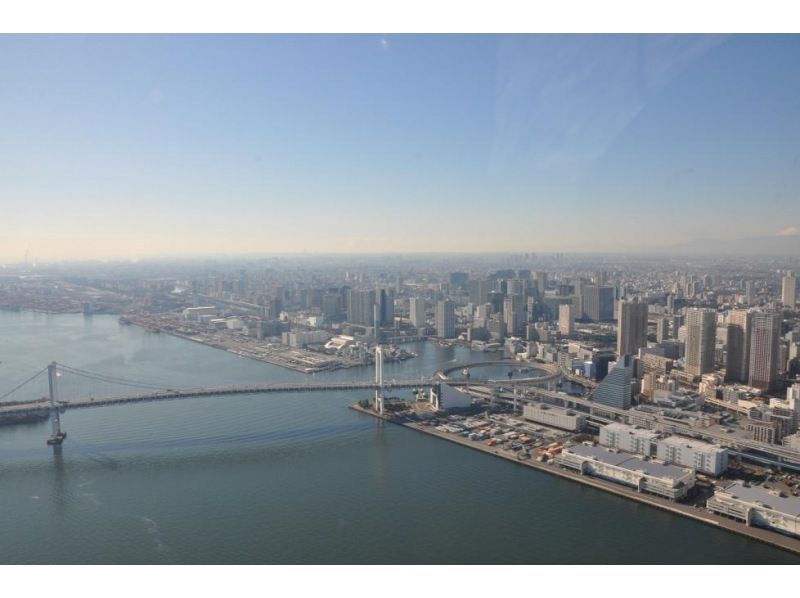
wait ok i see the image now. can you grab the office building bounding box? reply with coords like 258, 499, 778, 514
783, 272, 797, 308
468, 278, 492, 306
409, 297, 426, 328
685, 308, 716, 378
749, 311, 781, 391
378, 288, 394, 326
726, 309, 752, 383
503, 293, 524, 336
347, 289, 376, 326
617, 299, 649, 357
559, 303, 574, 336
593, 355, 634, 410
582, 285, 615, 321
436, 299, 456, 339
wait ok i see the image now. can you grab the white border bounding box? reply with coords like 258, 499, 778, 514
1, 0, 799, 33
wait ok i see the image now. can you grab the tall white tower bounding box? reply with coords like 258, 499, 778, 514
374, 346, 384, 415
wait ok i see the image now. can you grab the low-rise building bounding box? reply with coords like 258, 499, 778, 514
599, 422, 660, 455
707, 481, 800, 539
655, 435, 729, 476
555, 444, 695, 500
522, 403, 586, 432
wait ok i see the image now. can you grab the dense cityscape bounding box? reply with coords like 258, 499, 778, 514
3, 28, 800, 575
2, 251, 800, 551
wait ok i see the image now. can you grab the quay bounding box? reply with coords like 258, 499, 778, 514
350, 403, 800, 558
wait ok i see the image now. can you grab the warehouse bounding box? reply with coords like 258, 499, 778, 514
655, 435, 729, 476
555, 444, 695, 500
599, 422, 660, 456
522, 402, 586, 431
707, 481, 800, 539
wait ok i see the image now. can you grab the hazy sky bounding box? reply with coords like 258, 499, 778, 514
1, 34, 799, 261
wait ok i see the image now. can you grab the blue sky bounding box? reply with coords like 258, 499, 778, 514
1, 34, 798, 260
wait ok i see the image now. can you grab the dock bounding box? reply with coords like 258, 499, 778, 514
350, 403, 800, 558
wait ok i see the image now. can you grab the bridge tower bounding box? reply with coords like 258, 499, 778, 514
46, 362, 67, 446
374, 346, 384, 415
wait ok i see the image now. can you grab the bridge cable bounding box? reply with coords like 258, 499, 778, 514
0, 367, 49, 402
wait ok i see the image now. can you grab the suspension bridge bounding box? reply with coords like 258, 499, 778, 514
0, 353, 572, 448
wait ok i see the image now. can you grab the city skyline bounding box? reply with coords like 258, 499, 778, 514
2, 34, 800, 261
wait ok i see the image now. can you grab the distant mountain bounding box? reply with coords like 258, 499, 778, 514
655, 234, 800, 256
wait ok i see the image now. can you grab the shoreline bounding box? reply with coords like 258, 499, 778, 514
350, 403, 800, 559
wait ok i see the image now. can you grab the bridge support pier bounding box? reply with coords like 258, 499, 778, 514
46, 362, 67, 446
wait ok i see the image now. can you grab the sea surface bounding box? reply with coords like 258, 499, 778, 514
1, 311, 798, 564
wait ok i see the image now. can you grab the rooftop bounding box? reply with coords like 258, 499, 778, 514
717, 481, 800, 518
565, 444, 692, 482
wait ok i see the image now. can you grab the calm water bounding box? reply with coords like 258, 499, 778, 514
1, 311, 798, 564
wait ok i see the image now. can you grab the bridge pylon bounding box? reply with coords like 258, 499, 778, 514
46, 362, 67, 446
374, 346, 384, 415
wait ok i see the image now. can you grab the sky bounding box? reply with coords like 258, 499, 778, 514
1, 34, 799, 261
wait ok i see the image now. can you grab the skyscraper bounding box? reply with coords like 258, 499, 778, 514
685, 308, 716, 377
409, 297, 426, 328
347, 289, 376, 325
378, 288, 394, 326
468, 278, 492, 306
726, 309, 752, 383
436, 299, 456, 339
559, 303, 574, 336
783, 272, 797, 308
582, 285, 615, 321
616, 299, 648, 357
503, 293, 524, 336
749, 311, 781, 391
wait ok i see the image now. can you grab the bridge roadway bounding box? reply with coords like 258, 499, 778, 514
0, 378, 486, 418
436, 360, 563, 385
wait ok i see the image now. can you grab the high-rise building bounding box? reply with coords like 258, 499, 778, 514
378, 288, 394, 326
593, 355, 634, 410
533, 271, 547, 297
745, 281, 754, 305
436, 299, 456, 339
655, 317, 669, 343
685, 308, 717, 378
559, 304, 574, 336
617, 299, 648, 357
726, 309, 752, 383
503, 294, 524, 336
783, 272, 797, 308
582, 285, 615, 321
409, 297, 426, 328
468, 278, 492, 306
347, 289, 376, 325
749, 311, 781, 391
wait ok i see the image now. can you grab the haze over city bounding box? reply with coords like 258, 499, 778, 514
2, 34, 800, 261
5, 24, 800, 574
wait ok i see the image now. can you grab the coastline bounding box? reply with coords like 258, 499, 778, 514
350, 403, 800, 558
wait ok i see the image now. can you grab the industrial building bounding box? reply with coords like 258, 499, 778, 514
655, 435, 729, 476
599, 422, 659, 455
522, 403, 586, 432
598, 422, 729, 476
554, 444, 695, 500
707, 481, 800, 539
